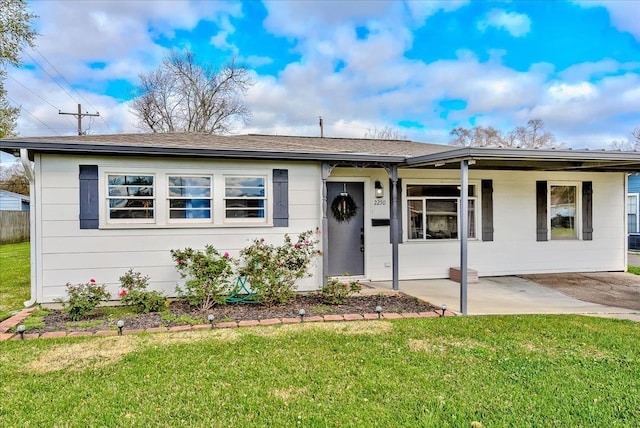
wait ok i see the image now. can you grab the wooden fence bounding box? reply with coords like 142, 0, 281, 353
0, 211, 30, 244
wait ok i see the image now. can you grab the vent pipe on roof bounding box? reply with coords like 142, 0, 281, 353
319, 116, 324, 138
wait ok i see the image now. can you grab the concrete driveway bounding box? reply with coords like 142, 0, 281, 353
368, 276, 640, 320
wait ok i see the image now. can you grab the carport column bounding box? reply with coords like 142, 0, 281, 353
460, 160, 469, 315
321, 162, 332, 286
390, 165, 400, 290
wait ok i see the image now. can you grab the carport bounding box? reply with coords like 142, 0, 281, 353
399, 148, 640, 314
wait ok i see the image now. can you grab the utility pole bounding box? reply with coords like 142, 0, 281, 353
59, 103, 99, 135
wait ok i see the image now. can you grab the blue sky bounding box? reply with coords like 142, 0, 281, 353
3, 0, 640, 157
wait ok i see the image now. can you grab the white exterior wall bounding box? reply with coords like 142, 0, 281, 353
35, 154, 322, 303
33, 154, 627, 303
330, 167, 626, 281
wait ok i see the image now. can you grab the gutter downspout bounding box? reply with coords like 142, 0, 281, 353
20, 149, 37, 307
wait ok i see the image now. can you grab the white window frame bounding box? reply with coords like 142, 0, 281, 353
223, 175, 268, 224
105, 173, 156, 224
166, 175, 213, 224
548, 182, 581, 241
405, 181, 479, 241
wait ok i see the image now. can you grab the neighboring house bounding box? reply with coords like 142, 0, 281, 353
1, 133, 639, 304
628, 174, 640, 251
0, 189, 30, 211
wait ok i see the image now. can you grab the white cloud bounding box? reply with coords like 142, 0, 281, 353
477, 9, 532, 37
577, 1, 640, 40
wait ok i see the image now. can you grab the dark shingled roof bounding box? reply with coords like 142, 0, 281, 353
1, 132, 451, 158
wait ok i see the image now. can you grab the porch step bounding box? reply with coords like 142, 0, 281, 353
449, 267, 479, 283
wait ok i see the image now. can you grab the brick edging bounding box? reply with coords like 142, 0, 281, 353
1, 309, 456, 341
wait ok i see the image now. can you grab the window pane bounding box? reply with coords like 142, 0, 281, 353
408, 200, 423, 239
629, 215, 638, 234
226, 209, 265, 218
224, 176, 266, 220
425, 199, 458, 239
168, 176, 212, 221
110, 209, 154, 219
550, 185, 577, 240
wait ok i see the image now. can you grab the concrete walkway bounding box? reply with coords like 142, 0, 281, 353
368, 276, 640, 320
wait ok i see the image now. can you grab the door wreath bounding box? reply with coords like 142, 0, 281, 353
331, 184, 358, 223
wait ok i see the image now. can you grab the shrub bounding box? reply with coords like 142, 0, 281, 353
171, 246, 234, 311
118, 269, 167, 313
239, 229, 321, 305
318, 278, 362, 305
57, 279, 110, 321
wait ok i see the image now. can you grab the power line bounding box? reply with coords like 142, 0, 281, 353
7, 74, 61, 110
7, 96, 61, 135
59, 104, 100, 136
31, 46, 113, 132
24, 48, 113, 133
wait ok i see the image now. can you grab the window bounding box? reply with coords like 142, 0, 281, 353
168, 176, 212, 220
107, 175, 154, 220
628, 194, 639, 234
550, 185, 577, 240
224, 176, 266, 219
407, 184, 476, 240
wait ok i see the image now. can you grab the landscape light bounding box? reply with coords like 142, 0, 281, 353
116, 320, 125, 335
375, 306, 383, 319
441, 304, 447, 317
298, 308, 306, 322
207, 314, 215, 329
17, 324, 26, 340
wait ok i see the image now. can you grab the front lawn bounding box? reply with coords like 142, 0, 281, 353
1, 315, 638, 427
0, 242, 30, 321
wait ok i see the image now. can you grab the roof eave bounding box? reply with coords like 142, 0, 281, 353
0, 141, 407, 164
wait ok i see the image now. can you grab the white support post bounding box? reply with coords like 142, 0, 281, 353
460, 160, 469, 315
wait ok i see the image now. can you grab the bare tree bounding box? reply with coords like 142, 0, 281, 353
0, 163, 29, 195
450, 119, 560, 149
131, 50, 253, 134
364, 126, 408, 140
610, 127, 640, 151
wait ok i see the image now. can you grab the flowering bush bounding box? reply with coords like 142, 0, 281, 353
57, 279, 110, 321
239, 229, 321, 305
318, 278, 362, 304
170, 246, 234, 311
119, 269, 166, 313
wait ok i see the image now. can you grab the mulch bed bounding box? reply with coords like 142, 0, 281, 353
30, 294, 437, 334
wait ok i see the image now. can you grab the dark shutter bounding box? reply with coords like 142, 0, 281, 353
481, 180, 494, 241
582, 181, 593, 240
389, 178, 403, 243
79, 165, 99, 229
536, 181, 548, 241
273, 169, 289, 227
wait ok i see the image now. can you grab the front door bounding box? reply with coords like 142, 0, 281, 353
327, 181, 365, 276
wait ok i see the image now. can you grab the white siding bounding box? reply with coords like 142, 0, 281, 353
331, 168, 626, 281
36, 155, 322, 302
33, 154, 628, 303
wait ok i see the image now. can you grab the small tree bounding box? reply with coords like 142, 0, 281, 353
0, 0, 38, 138
131, 50, 253, 134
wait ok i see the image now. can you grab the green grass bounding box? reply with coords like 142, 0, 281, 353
1, 315, 638, 427
628, 265, 640, 275
0, 242, 30, 321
